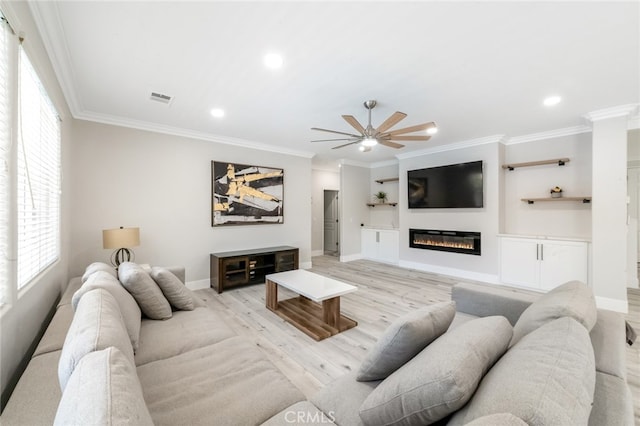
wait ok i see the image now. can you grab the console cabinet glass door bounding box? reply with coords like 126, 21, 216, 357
221, 256, 249, 287
275, 250, 298, 272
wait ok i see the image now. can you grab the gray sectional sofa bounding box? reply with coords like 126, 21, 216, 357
1, 261, 634, 425
1, 263, 305, 425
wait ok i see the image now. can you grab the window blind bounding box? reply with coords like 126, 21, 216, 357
0, 13, 11, 304
16, 46, 60, 289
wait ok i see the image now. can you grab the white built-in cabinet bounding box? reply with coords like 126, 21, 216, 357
361, 228, 399, 264
499, 235, 589, 291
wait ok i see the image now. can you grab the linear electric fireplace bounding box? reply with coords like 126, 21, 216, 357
409, 229, 481, 256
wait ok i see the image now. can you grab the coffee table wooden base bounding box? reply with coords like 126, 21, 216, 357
266, 280, 357, 341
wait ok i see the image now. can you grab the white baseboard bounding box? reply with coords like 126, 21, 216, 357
340, 253, 362, 263
300, 261, 312, 270
186, 279, 210, 290
311, 250, 324, 257
398, 260, 499, 285
595, 296, 629, 313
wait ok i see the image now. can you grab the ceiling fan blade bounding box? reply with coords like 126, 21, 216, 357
342, 115, 366, 134
379, 140, 405, 149
384, 121, 437, 136
385, 135, 431, 141
311, 127, 361, 138
376, 112, 407, 134
311, 138, 360, 143
332, 140, 362, 149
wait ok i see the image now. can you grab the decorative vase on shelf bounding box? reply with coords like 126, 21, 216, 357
550, 186, 563, 198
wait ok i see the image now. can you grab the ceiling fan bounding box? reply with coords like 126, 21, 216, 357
311, 100, 437, 152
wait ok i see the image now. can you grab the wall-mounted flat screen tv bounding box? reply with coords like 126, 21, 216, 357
407, 160, 483, 208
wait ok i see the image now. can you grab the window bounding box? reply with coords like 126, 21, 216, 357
0, 13, 11, 304
16, 47, 61, 288
0, 8, 61, 305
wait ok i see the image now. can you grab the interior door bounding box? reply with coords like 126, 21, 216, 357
323, 190, 339, 255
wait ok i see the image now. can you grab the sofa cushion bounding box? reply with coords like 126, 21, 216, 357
588, 372, 635, 426
449, 317, 596, 426
359, 316, 512, 425
0, 351, 62, 426
72, 270, 142, 351
452, 282, 537, 326
55, 347, 153, 426
57, 277, 82, 308
134, 307, 236, 366
464, 413, 528, 426
263, 401, 336, 426
589, 309, 627, 380
81, 261, 117, 283
510, 280, 597, 346
58, 289, 134, 390
137, 336, 304, 426
118, 262, 172, 320
33, 304, 74, 357
150, 266, 195, 310
356, 301, 455, 381
310, 372, 380, 426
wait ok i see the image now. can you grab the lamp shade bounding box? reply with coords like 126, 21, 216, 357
103, 227, 140, 249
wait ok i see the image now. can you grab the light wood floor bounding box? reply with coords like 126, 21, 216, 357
200, 256, 640, 423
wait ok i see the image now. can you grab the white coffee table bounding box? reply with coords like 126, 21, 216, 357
265, 269, 358, 341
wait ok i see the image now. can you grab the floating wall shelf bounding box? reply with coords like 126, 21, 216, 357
366, 202, 398, 207
503, 158, 570, 171
521, 196, 592, 204
375, 177, 399, 184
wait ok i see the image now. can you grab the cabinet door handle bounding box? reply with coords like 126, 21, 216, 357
540, 244, 544, 261
536, 243, 539, 260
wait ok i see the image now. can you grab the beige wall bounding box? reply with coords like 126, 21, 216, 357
504, 132, 592, 239
69, 120, 313, 283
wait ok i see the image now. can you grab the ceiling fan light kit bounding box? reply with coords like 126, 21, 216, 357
311, 100, 437, 152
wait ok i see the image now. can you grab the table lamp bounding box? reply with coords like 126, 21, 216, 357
102, 226, 140, 267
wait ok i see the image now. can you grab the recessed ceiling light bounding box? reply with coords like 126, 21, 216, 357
543, 96, 562, 107
210, 108, 225, 118
264, 53, 284, 69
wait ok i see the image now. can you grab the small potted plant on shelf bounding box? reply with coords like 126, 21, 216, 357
374, 191, 388, 204
550, 186, 563, 198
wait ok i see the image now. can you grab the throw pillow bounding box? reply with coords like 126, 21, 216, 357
54, 347, 153, 426
118, 262, 172, 320
448, 317, 596, 426
510, 280, 596, 346
150, 267, 196, 311
359, 316, 513, 425
356, 301, 456, 382
58, 289, 135, 390
81, 261, 117, 283
72, 270, 142, 351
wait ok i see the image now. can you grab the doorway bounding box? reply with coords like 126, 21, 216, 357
323, 190, 339, 256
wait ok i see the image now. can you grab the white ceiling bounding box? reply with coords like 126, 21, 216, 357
29, 1, 639, 168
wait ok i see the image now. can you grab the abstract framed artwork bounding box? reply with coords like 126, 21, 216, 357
211, 161, 284, 226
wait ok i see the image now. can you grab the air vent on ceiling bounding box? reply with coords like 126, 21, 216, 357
150, 92, 173, 105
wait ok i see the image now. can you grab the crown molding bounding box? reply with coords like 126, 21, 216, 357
339, 158, 370, 168
28, 1, 83, 117
395, 134, 506, 160
506, 125, 592, 145
584, 104, 639, 122
76, 110, 316, 159
369, 159, 398, 169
